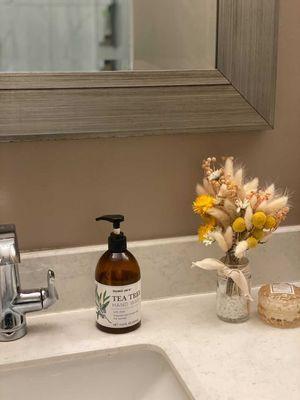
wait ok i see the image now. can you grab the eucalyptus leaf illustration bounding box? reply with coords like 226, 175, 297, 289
95, 285, 112, 324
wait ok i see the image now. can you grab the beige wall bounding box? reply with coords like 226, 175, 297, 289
0, 0, 299, 251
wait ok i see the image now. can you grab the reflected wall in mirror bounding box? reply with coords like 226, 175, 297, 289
0, 0, 217, 72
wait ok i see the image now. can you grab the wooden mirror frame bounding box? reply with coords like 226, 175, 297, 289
0, 0, 279, 141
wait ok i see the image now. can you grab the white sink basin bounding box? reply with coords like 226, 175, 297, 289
0, 345, 193, 400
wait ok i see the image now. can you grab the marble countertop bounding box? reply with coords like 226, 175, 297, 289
1, 292, 299, 400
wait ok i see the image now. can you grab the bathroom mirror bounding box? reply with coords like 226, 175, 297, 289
0, 0, 217, 72
0, 0, 279, 141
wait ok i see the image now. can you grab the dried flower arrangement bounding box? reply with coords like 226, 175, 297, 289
193, 156, 289, 260
191, 156, 290, 317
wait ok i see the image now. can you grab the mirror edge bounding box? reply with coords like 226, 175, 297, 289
0, 0, 278, 141
217, 0, 279, 127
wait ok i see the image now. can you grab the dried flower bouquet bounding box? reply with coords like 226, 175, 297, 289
192, 156, 290, 319
193, 156, 289, 259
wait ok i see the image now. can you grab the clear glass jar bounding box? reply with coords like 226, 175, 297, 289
216, 257, 251, 323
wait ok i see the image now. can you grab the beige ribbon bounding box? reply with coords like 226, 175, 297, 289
192, 258, 253, 301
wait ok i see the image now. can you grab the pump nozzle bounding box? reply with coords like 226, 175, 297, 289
95, 215, 127, 252
96, 215, 124, 230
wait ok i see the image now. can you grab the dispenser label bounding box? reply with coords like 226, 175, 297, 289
95, 280, 141, 329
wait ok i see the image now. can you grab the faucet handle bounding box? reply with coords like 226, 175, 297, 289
41, 269, 59, 309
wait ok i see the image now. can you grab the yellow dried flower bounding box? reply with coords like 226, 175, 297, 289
232, 217, 246, 233
252, 212, 267, 229
198, 224, 215, 242
252, 229, 264, 241
264, 215, 277, 230
247, 237, 258, 248
193, 195, 215, 216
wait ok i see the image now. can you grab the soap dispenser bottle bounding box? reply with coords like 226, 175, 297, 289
95, 215, 141, 334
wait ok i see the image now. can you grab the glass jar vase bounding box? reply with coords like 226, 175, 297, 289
216, 257, 251, 323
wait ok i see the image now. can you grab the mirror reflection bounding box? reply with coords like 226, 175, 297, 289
0, 0, 217, 72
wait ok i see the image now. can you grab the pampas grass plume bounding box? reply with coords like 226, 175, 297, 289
203, 178, 215, 196
224, 157, 234, 178
244, 178, 259, 194
244, 205, 253, 230
206, 207, 230, 228
223, 199, 237, 218
234, 168, 244, 187
210, 231, 229, 252
224, 226, 233, 250
265, 196, 288, 214
265, 184, 275, 200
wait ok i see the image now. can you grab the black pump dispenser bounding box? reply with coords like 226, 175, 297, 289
96, 215, 127, 253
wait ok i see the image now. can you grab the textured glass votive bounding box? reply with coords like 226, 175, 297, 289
258, 283, 300, 328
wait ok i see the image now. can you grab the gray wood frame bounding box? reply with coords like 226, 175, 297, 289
0, 0, 279, 141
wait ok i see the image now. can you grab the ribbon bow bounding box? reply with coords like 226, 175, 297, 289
192, 258, 253, 301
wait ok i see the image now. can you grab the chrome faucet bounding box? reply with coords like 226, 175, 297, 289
0, 224, 58, 341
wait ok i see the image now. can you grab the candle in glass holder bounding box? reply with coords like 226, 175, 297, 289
258, 283, 300, 328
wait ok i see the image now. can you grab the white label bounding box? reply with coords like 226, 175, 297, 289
95, 280, 141, 329
270, 283, 295, 295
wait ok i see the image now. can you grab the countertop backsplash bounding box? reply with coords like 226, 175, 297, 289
20, 226, 300, 314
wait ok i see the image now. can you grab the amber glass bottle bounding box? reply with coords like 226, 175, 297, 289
95, 215, 141, 334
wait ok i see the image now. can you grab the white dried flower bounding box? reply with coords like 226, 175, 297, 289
235, 199, 250, 213
208, 169, 222, 181
235, 240, 249, 258
202, 236, 215, 246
